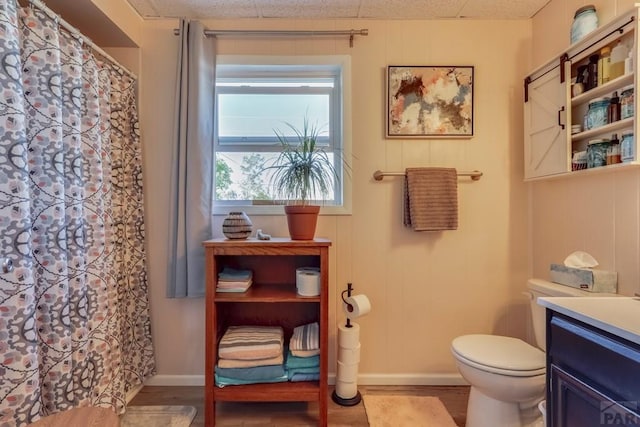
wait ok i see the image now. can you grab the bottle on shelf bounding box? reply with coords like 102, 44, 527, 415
573, 65, 587, 96
608, 91, 620, 123
607, 134, 620, 165
586, 54, 599, 90
624, 50, 634, 75
609, 40, 628, 80
598, 46, 611, 85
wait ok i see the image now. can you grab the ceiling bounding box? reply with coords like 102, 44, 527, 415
125, 0, 552, 20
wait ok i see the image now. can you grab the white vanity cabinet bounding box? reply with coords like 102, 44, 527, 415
524, 8, 639, 181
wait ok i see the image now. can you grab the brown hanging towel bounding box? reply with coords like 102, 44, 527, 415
403, 167, 458, 231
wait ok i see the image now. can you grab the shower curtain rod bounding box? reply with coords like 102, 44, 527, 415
28, 0, 137, 79
173, 27, 369, 47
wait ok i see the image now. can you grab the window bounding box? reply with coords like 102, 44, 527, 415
213, 56, 351, 215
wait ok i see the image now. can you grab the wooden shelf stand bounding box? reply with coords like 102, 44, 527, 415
203, 237, 331, 426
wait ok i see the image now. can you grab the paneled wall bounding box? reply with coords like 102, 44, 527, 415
138, 18, 532, 382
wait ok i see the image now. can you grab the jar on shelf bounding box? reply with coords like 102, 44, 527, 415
586, 97, 610, 130
222, 211, 253, 239
587, 138, 610, 168
571, 5, 598, 44
621, 131, 635, 163
620, 84, 634, 120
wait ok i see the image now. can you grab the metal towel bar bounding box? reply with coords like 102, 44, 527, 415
373, 170, 483, 181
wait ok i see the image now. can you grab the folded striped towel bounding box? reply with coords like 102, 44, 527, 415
218, 354, 284, 369
291, 348, 320, 357
218, 326, 284, 361
290, 322, 319, 352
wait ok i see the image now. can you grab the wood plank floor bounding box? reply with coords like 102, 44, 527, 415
128, 385, 470, 426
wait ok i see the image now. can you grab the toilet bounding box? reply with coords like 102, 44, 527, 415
451, 278, 618, 427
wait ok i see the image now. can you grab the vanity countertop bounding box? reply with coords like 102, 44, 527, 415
538, 297, 640, 345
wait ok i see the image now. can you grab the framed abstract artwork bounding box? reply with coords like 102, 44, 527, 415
386, 65, 474, 138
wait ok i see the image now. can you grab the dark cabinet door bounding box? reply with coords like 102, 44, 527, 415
550, 365, 639, 427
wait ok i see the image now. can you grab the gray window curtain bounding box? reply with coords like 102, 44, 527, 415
168, 20, 215, 298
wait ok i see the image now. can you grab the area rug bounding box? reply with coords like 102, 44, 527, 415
120, 405, 197, 427
363, 395, 458, 427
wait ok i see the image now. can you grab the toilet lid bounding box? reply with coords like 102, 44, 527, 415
452, 334, 545, 373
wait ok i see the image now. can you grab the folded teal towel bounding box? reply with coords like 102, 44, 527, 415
288, 366, 320, 374
287, 366, 320, 379
216, 364, 285, 381
289, 373, 320, 382
285, 349, 320, 369
215, 372, 288, 387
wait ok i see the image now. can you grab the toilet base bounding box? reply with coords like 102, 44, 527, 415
466, 387, 543, 427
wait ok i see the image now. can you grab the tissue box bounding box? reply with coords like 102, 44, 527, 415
549, 264, 617, 293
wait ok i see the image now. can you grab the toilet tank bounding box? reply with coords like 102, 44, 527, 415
526, 278, 618, 351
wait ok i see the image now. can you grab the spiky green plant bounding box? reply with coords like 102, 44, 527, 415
264, 117, 340, 205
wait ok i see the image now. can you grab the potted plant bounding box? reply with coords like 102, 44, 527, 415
264, 117, 341, 240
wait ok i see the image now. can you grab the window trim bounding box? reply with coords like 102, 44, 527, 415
212, 55, 352, 216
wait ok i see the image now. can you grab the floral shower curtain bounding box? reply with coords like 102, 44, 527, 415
0, 1, 155, 426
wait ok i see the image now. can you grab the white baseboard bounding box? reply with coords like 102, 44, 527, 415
143, 373, 467, 387
356, 373, 468, 386
145, 375, 205, 386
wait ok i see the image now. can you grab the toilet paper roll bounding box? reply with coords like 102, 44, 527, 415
335, 379, 358, 399
338, 322, 360, 348
343, 294, 371, 319
337, 343, 361, 364
337, 360, 359, 382
296, 267, 320, 296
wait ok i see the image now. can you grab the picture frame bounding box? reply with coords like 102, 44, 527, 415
386, 65, 474, 138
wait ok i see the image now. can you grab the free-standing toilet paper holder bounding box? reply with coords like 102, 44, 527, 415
332, 283, 370, 406
342, 283, 357, 329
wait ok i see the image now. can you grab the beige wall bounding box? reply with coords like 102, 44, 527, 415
530, 0, 640, 298
138, 17, 532, 382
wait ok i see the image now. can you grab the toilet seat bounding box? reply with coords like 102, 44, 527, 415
452, 334, 545, 377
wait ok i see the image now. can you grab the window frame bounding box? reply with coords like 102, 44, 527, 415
212, 55, 352, 216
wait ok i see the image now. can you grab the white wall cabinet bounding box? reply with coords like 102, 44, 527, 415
524, 64, 568, 179
524, 8, 639, 181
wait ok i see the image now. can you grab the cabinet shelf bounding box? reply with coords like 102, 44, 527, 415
213, 380, 320, 402
570, 73, 634, 107
215, 283, 320, 302
571, 117, 634, 141
526, 161, 640, 182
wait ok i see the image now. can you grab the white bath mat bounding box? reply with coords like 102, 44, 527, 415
120, 405, 196, 427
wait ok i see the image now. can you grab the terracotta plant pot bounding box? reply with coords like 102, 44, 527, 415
285, 205, 320, 240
